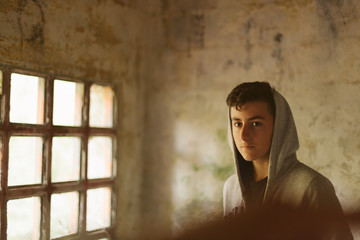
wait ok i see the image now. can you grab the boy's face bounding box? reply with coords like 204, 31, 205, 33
230, 101, 274, 163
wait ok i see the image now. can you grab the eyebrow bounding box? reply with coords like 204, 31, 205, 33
231, 115, 266, 121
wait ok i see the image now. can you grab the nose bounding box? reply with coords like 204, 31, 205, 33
240, 124, 250, 141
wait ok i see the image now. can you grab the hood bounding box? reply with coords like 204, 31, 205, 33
227, 90, 299, 199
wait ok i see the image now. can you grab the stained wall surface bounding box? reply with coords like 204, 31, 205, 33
143, 0, 360, 238
0, 0, 161, 239
1, 0, 360, 240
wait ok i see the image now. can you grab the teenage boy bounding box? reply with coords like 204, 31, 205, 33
223, 82, 353, 239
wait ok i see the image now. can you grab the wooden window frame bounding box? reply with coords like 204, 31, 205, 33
0, 66, 117, 240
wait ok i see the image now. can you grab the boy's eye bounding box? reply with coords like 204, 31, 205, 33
234, 122, 242, 127
252, 122, 261, 126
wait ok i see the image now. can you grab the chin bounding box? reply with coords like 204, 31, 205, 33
243, 158, 256, 162
240, 153, 256, 161
243, 159, 254, 162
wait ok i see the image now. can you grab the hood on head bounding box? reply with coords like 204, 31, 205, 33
227, 90, 299, 194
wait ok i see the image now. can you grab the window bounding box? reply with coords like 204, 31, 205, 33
0, 67, 117, 240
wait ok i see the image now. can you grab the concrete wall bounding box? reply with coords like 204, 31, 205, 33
1, 0, 360, 239
0, 0, 161, 239
144, 0, 360, 238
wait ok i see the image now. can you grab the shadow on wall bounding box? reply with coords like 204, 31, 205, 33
140, 91, 177, 239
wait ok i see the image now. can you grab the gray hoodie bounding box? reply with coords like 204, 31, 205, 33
223, 90, 353, 239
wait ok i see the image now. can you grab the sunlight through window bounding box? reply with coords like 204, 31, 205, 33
10, 73, 44, 124
8, 136, 42, 186
1, 69, 116, 239
88, 137, 112, 179
52, 137, 81, 182
7, 197, 41, 240
51, 192, 79, 238
90, 85, 114, 128
87, 188, 111, 231
53, 80, 84, 126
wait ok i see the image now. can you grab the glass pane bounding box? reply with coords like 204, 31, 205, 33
88, 137, 112, 179
53, 80, 84, 126
51, 192, 79, 238
86, 188, 111, 231
8, 136, 42, 186
7, 197, 41, 240
89, 84, 114, 128
52, 137, 81, 182
10, 73, 44, 124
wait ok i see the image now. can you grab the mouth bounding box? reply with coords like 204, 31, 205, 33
241, 145, 255, 149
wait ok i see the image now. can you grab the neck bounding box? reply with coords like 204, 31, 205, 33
252, 159, 269, 182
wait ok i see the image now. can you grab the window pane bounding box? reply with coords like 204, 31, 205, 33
7, 197, 41, 240
86, 188, 111, 231
89, 84, 114, 128
52, 137, 81, 182
10, 73, 44, 124
88, 137, 112, 179
8, 136, 42, 186
51, 192, 79, 238
53, 80, 84, 126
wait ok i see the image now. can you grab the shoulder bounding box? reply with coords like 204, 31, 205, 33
290, 162, 339, 209
223, 174, 242, 215
288, 162, 332, 187
224, 174, 238, 190
293, 166, 353, 239
223, 174, 241, 199
274, 162, 335, 201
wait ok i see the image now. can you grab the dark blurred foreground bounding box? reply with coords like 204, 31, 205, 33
168, 205, 360, 240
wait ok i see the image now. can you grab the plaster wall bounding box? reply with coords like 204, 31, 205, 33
1, 0, 360, 239
0, 0, 161, 239
143, 0, 360, 238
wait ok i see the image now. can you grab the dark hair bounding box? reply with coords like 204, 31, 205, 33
226, 81, 276, 116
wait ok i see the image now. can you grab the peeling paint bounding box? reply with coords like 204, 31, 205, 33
113, 0, 133, 8
340, 162, 351, 172
314, 0, 359, 59
315, 0, 339, 39
187, 11, 205, 57
2, 0, 360, 239
75, 26, 85, 33
94, 22, 122, 45
0, 2, 157, 239
17, 0, 45, 54
243, 18, 253, 70
223, 59, 234, 71
161, 0, 170, 13
271, 33, 284, 78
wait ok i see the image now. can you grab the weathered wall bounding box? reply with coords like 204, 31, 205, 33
0, 0, 161, 239
1, 0, 360, 239
143, 0, 360, 238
